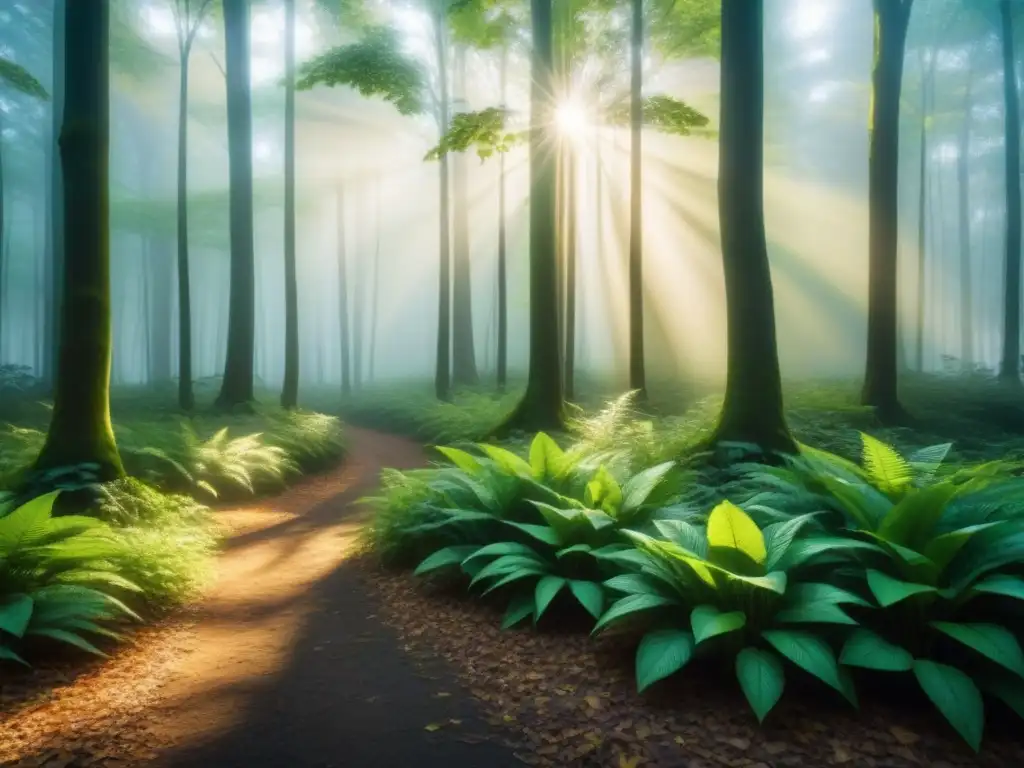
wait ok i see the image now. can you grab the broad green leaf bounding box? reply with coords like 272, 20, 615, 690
604, 573, 667, 596
434, 446, 483, 474
978, 674, 1024, 721
568, 580, 605, 619
776, 603, 857, 626
0, 594, 34, 638
478, 444, 533, 477
636, 629, 694, 692
931, 622, 1024, 677
652, 519, 707, 556
691, 605, 746, 645
556, 543, 593, 559
860, 433, 912, 494
907, 442, 953, 477
529, 432, 565, 479
706, 501, 766, 565
839, 629, 913, 671
0, 644, 28, 665
584, 466, 623, 514
876, 482, 958, 550
469, 554, 546, 587
923, 522, 1004, 572
621, 462, 676, 513
481, 566, 547, 595
414, 546, 479, 577
973, 574, 1024, 602
504, 521, 561, 547
462, 542, 538, 564
534, 576, 567, 620
28, 628, 107, 657
776, 536, 884, 570
777, 583, 868, 624
866, 569, 937, 607
501, 593, 534, 629
762, 629, 842, 691
736, 647, 785, 723
763, 514, 819, 570
913, 660, 984, 751
592, 593, 676, 634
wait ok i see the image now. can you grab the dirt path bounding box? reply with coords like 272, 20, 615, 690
1, 428, 520, 768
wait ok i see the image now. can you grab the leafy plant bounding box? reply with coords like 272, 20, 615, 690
0, 492, 140, 664
592, 500, 865, 721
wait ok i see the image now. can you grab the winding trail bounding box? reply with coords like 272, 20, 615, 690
144, 427, 519, 768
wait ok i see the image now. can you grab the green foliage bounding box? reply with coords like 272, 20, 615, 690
296, 25, 426, 116
605, 94, 710, 136
425, 107, 527, 160
0, 57, 49, 100
0, 492, 140, 664
649, 0, 721, 60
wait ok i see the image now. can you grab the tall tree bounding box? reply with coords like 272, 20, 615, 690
861, 0, 913, 421
432, 6, 453, 400
708, 0, 794, 454
281, 0, 300, 408
497, 45, 509, 391
958, 50, 975, 369
170, 0, 214, 411
499, 0, 564, 432
451, 46, 479, 387
999, 0, 1021, 385
217, 0, 257, 409
628, 0, 646, 400
33, 0, 124, 480
337, 185, 352, 396
44, 0, 66, 390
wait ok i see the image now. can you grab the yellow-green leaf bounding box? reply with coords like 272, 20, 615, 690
706, 500, 766, 565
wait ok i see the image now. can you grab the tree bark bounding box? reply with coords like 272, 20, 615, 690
710, 0, 795, 454
957, 54, 974, 369
216, 0, 257, 409
368, 180, 381, 383
451, 47, 479, 388
433, 5, 452, 401
496, 46, 508, 392
628, 0, 646, 399
564, 146, 577, 401
281, 0, 299, 408
861, 0, 912, 421
0, 110, 5, 360
176, 37, 195, 409
337, 185, 351, 396
43, 0, 66, 391
497, 0, 564, 433
1000, 0, 1022, 384
914, 61, 929, 373
33, 0, 123, 480
149, 237, 173, 381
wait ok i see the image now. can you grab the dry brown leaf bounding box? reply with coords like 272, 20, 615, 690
889, 726, 919, 746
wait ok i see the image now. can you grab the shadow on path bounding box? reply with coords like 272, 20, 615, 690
149, 427, 520, 768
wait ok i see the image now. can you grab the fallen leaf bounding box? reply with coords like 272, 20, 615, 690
619, 754, 643, 768
889, 725, 919, 746
424, 723, 443, 732
584, 695, 602, 710
832, 744, 853, 764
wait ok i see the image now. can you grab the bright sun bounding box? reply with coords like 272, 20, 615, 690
555, 101, 588, 137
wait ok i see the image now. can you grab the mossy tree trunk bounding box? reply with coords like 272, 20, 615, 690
861, 0, 912, 421
42, 0, 65, 391
709, 0, 795, 455
281, 0, 299, 409
563, 146, 577, 401
34, 0, 124, 481
628, 0, 646, 400
498, 0, 564, 434
433, 2, 452, 402
216, 0, 257, 410
999, 0, 1022, 385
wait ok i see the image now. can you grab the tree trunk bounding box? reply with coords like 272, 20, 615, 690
497, 0, 564, 433
564, 146, 577, 401
352, 197, 364, 391
451, 47, 479, 388
433, 6, 452, 401
861, 0, 912, 421
281, 0, 299, 408
958, 55, 974, 370
337, 185, 351, 396
142, 237, 152, 379
1000, 0, 1022, 384
149, 237, 173, 381
914, 76, 927, 372
710, 0, 795, 454
0, 110, 5, 360
43, 0, 66, 390
216, 0, 257, 409
628, 0, 646, 399
176, 39, 194, 409
368, 180, 381, 383
496, 45, 509, 392
33, 0, 123, 480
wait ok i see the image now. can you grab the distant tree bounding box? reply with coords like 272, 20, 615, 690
217, 0, 258, 410
33, 0, 125, 480
998, 0, 1021, 385
281, 0, 300, 408
706, 0, 795, 454
861, 0, 913, 421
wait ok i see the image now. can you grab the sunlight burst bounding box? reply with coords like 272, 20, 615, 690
555, 101, 588, 138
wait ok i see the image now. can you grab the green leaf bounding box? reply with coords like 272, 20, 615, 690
568, 580, 605, 619
501, 593, 534, 629
778, 583, 871, 626
0, 644, 28, 666
763, 514, 819, 570
504, 521, 561, 547
469, 554, 546, 588
534, 576, 567, 620
478, 444, 533, 477
736, 647, 785, 723
529, 432, 565, 479
414, 546, 479, 577
27, 628, 107, 657
480, 566, 547, 595
434, 446, 483, 474
978, 674, 1024, 720
876, 482, 958, 550
923, 523, 1004, 572
971, 574, 1024, 602
635, 629, 694, 692
762, 629, 842, 691
592, 593, 676, 634
556, 543, 594, 559
866, 569, 937, 607
604, 573, 666, 596
691, 605, 746, 645
706, 501, 766, 565
0, 594, 34, 638
913, 660, 984, 751
0, 57, 49, 100
839, 629, 913, 671
860, 433, 912, 494
584, 466, 623, 514
930, 622, 1024, 677
621, 462, 676, 513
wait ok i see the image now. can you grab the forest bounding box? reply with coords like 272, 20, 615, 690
3, 0, 1024, 766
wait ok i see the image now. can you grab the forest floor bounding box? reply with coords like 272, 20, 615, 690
3, 424, 1024, 768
